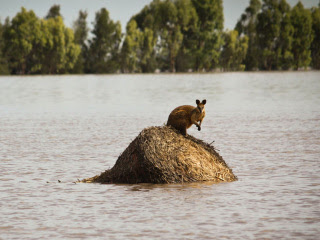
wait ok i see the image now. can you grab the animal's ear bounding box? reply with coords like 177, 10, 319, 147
202, 99, 207, 105
196, 99, 200, 105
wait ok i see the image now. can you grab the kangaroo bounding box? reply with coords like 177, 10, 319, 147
167, 99, 206, 136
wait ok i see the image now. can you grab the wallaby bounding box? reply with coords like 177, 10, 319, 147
167, 99, 206, 135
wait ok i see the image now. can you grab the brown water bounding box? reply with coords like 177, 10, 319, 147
0, 72, 319, 239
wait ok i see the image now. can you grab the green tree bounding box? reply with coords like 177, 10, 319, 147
130, 4, 158, 72
134, 0, 184, 72
174, 0, 199, 72
155, 0, 183, 72
256, 0, 294, 70
277, 0, 294, 70
191, 0, 224, 71
40, 16, 80, 74
220, 30, 248, 71
2, 7, 79, 74
0, 18, 10, 74
2, 7, 43, 74
121, 20, 143, 73
140, 28, 157, 72
256, 0, 283, 70
87, 8, 122, 73
235, 0, 261, 70
45, 5, 61, 19
291, 1, 313, 69
311, 6, 320, 69
120, 19, 158, 73
131, 0, 223, 72
43, 5, 81, 73
63, 27, 81, 73
72, 10, 89, 73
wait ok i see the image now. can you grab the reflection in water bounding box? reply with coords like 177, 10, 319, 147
0, 72, 319, 239
127, 181, 219, 192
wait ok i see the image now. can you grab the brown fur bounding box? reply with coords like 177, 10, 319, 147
167, 99, 206, 135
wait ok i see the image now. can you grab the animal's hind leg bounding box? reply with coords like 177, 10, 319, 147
180, 128, 187, 136
170, 125, 187, 136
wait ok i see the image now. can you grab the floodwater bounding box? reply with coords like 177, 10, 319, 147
0, 72, 319, 239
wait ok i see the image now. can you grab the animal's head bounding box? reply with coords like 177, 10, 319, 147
196, 99, 206, 113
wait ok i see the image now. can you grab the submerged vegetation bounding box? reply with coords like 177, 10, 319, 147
0, 0, 319, 75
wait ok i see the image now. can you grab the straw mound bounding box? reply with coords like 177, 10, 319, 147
82, 126, 237, 184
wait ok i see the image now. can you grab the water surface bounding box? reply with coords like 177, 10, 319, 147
0, 72, 319, 239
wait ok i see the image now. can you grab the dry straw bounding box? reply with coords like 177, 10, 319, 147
82, 126, 237, 184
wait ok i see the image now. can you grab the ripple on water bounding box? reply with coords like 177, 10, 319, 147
1, 73, 320, 239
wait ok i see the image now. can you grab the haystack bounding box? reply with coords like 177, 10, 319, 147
82, 126, 237, 184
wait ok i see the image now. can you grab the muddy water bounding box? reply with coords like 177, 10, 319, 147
0, 72, 319, 239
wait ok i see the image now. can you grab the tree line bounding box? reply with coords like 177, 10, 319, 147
0, 0, 319, 74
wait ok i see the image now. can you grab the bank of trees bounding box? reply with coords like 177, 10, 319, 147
1, 6, 81, 74
236, 0, 319, 70
0, 0, 319, 74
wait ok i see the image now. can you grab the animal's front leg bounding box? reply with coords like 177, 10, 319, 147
192, 120, 201, 131
197, 120, 203, 131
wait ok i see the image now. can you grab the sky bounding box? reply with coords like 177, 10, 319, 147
0, 0, 319, 32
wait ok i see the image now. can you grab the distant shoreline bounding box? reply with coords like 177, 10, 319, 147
1, 70, 319, 77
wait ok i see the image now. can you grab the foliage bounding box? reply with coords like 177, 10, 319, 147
128, 0, 223, 72
72, 10, 89, 73
45, 5, 61, 19
175, 0, 198, 71
155, 0, 183, 72
191, 0, 224, 71
290, 2, 313, 69
2, 7, 80, 74
235, 0, 261, 70
311, 6, 320, 69
236, 0, 317, 71
0, 1, 318, 74
40, 16, 80, 74
131, 0, 184, 72
2, 7, 43, 74
220, 30, 248, 71
0, 19, 10, 74
121, 20, 143, 73
277, 0, 294, 70
256, 0, 294, 70
86, 8, 122, 73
